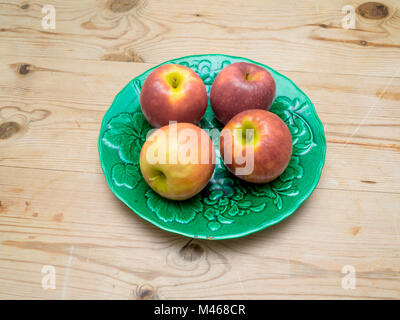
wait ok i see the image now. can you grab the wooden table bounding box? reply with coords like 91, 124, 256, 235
0, 0, 399, 300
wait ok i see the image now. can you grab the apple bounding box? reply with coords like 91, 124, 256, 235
220, 109, 292, 183
140, 122, 216, 200
140, 64, 208, 128
210, 62, 276, 124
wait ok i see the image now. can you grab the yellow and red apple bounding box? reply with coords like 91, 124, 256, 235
210, 62, 276, 124
140, 64, 208, 128
220, 109, 292, 183
140, 123, 215, 200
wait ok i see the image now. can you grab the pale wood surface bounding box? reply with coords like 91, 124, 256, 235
0, 0, 399, 299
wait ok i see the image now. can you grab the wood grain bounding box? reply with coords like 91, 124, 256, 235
0, 0, 399, 77
0, 166, 399, 299
0, 56, 398, 194
0, 0, 399, 299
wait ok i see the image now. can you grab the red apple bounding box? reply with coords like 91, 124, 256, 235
220, 109, 292, 183
140, 123, 215, 200
140, 64, 208, 128
210, 62, 276, 124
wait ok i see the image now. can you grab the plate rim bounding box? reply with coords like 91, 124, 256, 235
98, 53, 327, 240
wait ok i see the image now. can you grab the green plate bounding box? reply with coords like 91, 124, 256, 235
98, 54, 326, 240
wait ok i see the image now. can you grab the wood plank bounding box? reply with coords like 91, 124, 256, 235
0, 167, 399, 299
0, 56, 399, 194
0, 0, 399, 300
0, 0, 399, 77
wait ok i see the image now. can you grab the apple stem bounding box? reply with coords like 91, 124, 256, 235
172, 77, 178, 88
